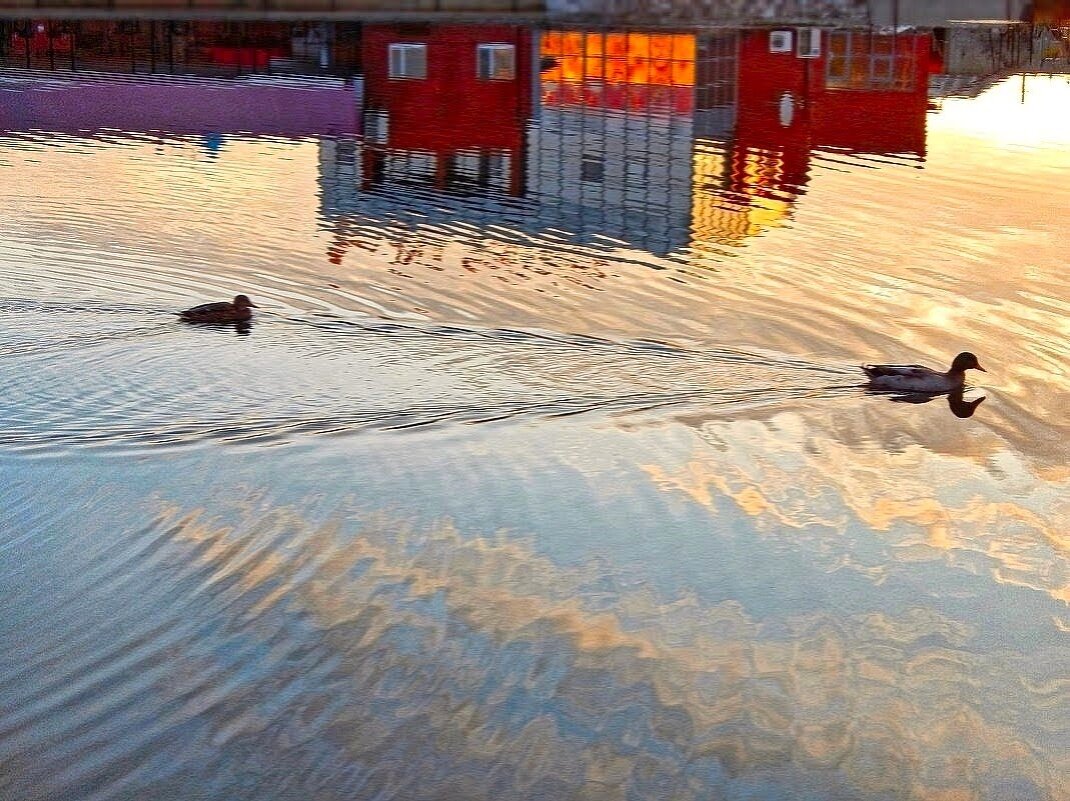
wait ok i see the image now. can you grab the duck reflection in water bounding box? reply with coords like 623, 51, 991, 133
884, 388, 987, 419
176, 318, 253, 337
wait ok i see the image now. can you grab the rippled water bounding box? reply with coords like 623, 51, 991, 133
2, 19, 1069, 801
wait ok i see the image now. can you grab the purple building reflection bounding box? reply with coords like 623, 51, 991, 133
1, 74, 361, 138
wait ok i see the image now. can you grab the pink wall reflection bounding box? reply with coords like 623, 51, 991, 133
1, 77, 361, 138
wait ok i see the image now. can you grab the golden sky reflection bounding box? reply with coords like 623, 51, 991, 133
1, 135, 330, 307
4, 119, 1065, 670
930, 74, 1070, 148
2, 74, 1067, 614
634, 395, 1070, 609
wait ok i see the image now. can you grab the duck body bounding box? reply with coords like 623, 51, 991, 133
179, 294, 257, 323
862, 352, 985, 394
863, 365, 965, 393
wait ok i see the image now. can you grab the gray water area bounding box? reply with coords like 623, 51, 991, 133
2, 19, 1069, 801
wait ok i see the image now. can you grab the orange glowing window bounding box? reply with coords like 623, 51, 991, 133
541, 31, 695, 86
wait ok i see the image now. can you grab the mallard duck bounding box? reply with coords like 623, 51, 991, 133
862, 352, 985, 393
179, 294, 258, 323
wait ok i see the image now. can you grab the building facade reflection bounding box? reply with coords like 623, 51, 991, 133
2, 18, 957, 265
359, 24, 533, 197
692, 27, 932, 249
0, 20, 363, 139
533, 31, 697, 256
317, 23, 535, 268
1, 19, 360, 75
313, 22, 939, 265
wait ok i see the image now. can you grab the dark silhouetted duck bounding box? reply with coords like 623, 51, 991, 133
179, 294, 258, 323
862, 352, 985, 393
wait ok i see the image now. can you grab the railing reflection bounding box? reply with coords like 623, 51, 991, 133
0, 19, 361, 75
0, 0, 539, 13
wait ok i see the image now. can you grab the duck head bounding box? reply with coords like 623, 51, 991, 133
233, 294, 258, 309
950, 351, 985, 373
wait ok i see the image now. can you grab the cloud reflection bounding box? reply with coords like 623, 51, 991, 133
641, 402, 1070, 607
23, 498, 1036, 801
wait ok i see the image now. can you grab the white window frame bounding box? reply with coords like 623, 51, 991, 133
476, 43, 516, 81
796, 27, 822, 59
768, 30, 793, 54
364, 110, 389, 145
389, 43, 427, 79
826, 31, 912, 90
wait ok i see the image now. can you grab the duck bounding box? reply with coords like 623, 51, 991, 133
862, 351, 985, 393
179, 294, 258, 323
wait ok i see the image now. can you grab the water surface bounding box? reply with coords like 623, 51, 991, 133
2, 19, 1068, 801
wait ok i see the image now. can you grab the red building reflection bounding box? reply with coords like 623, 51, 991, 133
739, 28, 930, 186
359, 24, 532, 197
693, 27, 932, 247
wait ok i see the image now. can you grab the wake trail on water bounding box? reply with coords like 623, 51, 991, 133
0, 300, 863, 455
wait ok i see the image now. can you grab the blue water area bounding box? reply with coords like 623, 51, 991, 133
2, 16, 1068, 801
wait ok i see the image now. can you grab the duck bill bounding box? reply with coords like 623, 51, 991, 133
976, 364, 986, 372
248, 302, 259, 308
